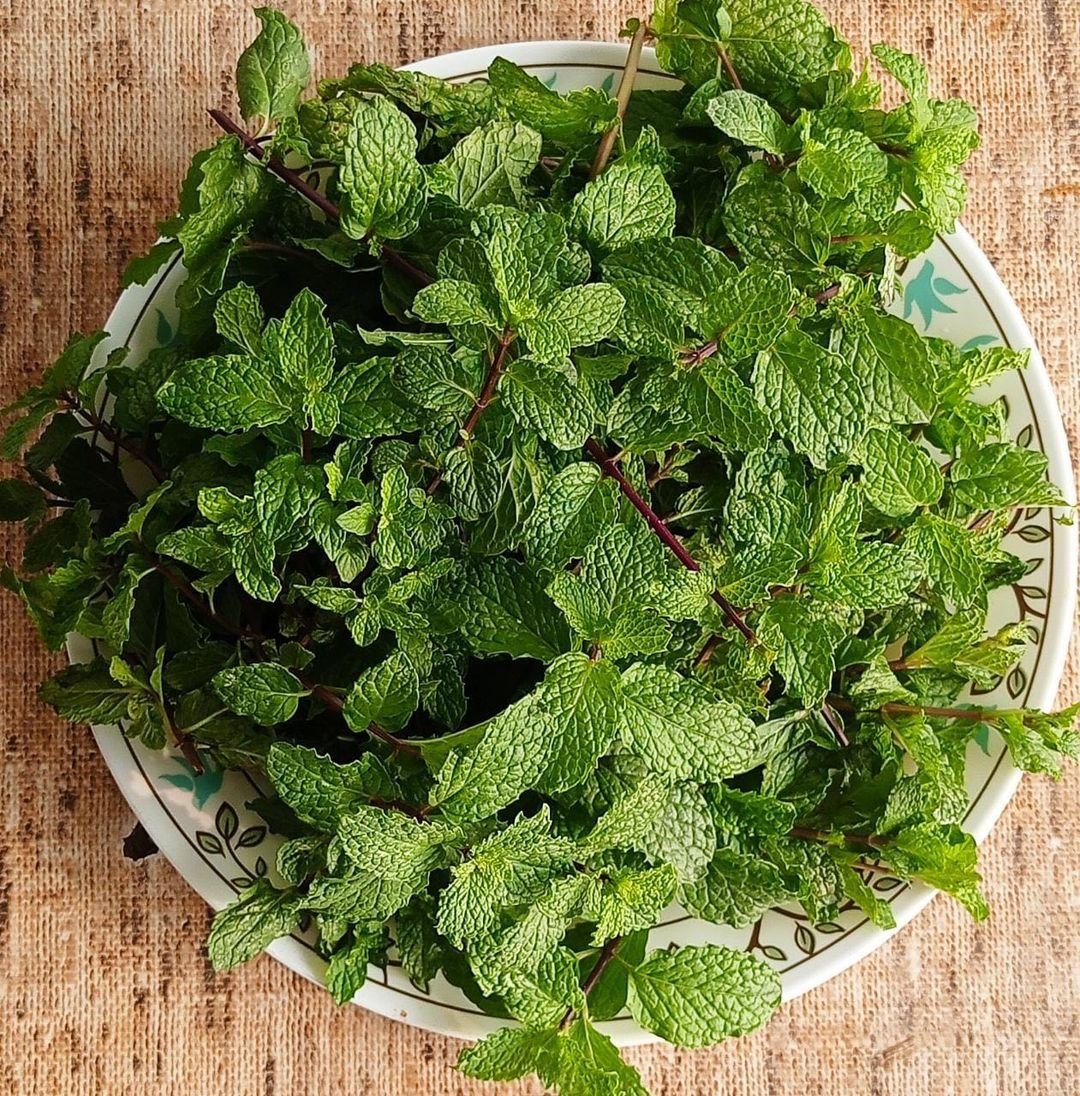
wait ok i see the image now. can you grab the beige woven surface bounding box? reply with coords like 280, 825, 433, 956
0, 2, 1078, 1093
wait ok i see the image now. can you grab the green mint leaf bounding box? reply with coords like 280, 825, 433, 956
839, 864, 897, 929
754, 328, 864, 468
586, 864, 678, 943
207, 879, 302, 971
325, 929, 381, 1005
872, 43, 931, 132
214, 283, 264, 355
39, 659, 133, 724
724, 168, 830, 269
452, 556, 573, 660
547, 522, 671, 659
601, 236, 735, 355
487, 57, 619, 146
887, 822, 988, 920
797, 126, 888, 199
950, 443, 1066, 509
500, 947, 584, 1029
235, 8, 310, 128
627, 944, 782, 1047
375, 466, 452, 570
266, 742, 396, 831
427, 121, 541, 210
523, 461, 618, 573
339, 96, 427, 241
757, 594, 847, 707
470, 874, 589, 995
262, 287, 335, 415
617, 662, 758, 782
334, 806, 459, 894
699, 262, 794, 360
860, 426, 944, 516
341, 649, 419, 733
501, 358, 594, 450
394, 895, 444, 992
904, 513, 984, 607
809, 540, 923, 611
679, 847, 793, 928
554, 1016, 648, 1096
457, 1026, 557, 1083
839, 307, 937, 424
157, 354, 292, 431
410, 278, 501, 328
570, 162, 677, 255
705, 89, 793, 153
177, 137, 269, 271
724, 0, 846, 106
0, 479, 45, 523
436, 805, 577, 946
213, 663, 306, 726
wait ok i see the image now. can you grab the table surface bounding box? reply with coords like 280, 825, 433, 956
1, 2, 1077, 1093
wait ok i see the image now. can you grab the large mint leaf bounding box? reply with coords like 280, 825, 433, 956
753, 328, 864, 468
627, 944, 782, 1047
617, 663, 758, 782
339, 96, 427, 241
235, 8, 310, 127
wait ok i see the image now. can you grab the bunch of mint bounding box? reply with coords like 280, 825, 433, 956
2, 3, 1076, 1092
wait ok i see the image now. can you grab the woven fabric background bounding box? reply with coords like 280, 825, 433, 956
0, 2, 1077, 1093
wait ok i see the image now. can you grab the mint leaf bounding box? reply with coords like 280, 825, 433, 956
157, 354, 292, 431
267, 742, 396, 830
860, 426, 944, 516
208, 879, 302, 970
453, 556, 572, 660
427, 121, 541, 210
706, 90, 793, 154
570, 162, 677, 255
339, 97, 427, 241
679, 848, 793, 928
341, 649, 419, 733
236, 8, 310, 128
627, 944, 782, 1047
213, 663, 305, 725
436, 805, 577, 946
523, 461, 618, 572
487, 57, 618, 146
754, 328, 863, 468
950, 443, 1066, 509
617, 662, 758, 782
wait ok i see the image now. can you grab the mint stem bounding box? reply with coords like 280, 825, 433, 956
790, 825, 890, 849
584, 438, 756, 644
426, 328, 515, 496
718, 49, 742, 90
589, 19, 647, 180
560, 934, 623, 1029
62, 393, 165, 481
305, 680, 422, 757
207, 110, 433, 287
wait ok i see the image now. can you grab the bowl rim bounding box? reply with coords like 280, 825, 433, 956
86, 38, 1077, 1047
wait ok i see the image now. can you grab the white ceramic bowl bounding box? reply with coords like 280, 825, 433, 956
77, 41, 1077, 1046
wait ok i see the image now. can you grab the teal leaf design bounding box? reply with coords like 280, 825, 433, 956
961, 334, 999, 351
159, 757, 225, 808
903, 260, 967, 328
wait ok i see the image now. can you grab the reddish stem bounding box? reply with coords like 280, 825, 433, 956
426, 329, 514, 495
584, 438, 756, 644
306, 681, 422, 757
207, 110, 432, 287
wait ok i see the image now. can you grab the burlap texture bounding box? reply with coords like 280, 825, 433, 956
0, 2, 1077, 1093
